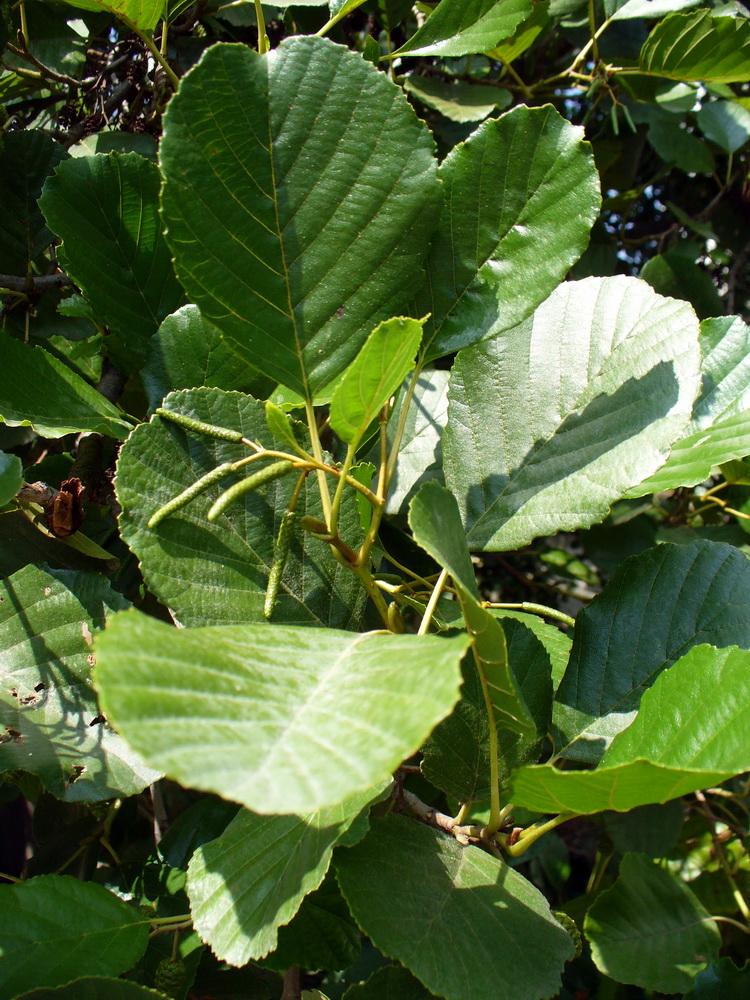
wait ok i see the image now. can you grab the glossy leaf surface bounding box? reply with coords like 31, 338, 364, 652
393, 0, 532, 57
160, 38, 441, 397
336, 815, 573, 1000
554, 539, 750, 761
444, 276, 701, 551
640, 10, 750, 83
0, 565, 159, 800
94, 609, 468, 813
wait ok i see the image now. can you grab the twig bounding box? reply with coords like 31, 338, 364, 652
0, 273, 73, 292
281, 966, 301, 1000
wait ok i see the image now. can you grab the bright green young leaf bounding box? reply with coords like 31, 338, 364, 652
335, 815, 573, 1000
410, 482, 536, 738
159, 38, 441, 398
554, 539, 750, 761
0, 565, 159, 801
13, 979, 170, 1000
0, 451, 22, 506
141, 305, 273, 412
187, 786, 378, 965
329, 317, 424, 446
513, 645, 750, 814
53, 0, 166, 31
116, 387, 365, 628
0, 332, 134, 440
392, 0, 532, 58
629, 316, 750, 494
344, 965, 437, 999
420, 106, 600, 360
697, 100, 750, 153
639, 11, 750, 84
262, 873, 360, 974
0, 131, 66, 273
40, 153, 183, 372
487, 2, 551, 64
94, 608, 468, 814
610, 0, 700, 21
401, 75, 511, 123
443, 276, 701, 551
0, 874, 149, 998
584, 854, 720, 993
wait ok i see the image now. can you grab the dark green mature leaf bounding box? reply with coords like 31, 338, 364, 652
443, 276, 701, 551
94, 609, 468, 814
0, 131, 66, 273
0, 875, 149, 997
697, 100, 750, 154
604, 801, 684, 858
40, 153, 184, 371
141, 305, 274, 412
639, 10, 750, 83
513, 644, 750, 813
344, 965, 436, 999
0, 332, 133, 440
629, 316, 750, 494
336, 815, 573, 1000
420, 106, 600, 360
13, 979, 169, 1000
187, 790, 375, 965
0, 565, 159, 801
402, 76, 511, 124
685, 958, 750, 999
409, 482, 536, 738
647, 121, 714, 175
640, 254, 722, 319
159, 38, 441, 398
585, 854, 720, 992
330, 317, 424, 446
263, 873, 360, 974
554, 539, 750, 762
393, 0, 532, 57
0, 452, 22, 506
116, 387, 365, 628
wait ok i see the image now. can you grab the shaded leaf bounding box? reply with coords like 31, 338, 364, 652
402, 75, 510, 123
12, 979, 169, 1000
393, 0, 532, 58
554, 539, 750, 761
160, 38, 441, 398
585, 854, 720, 992
0, 874, 149, 998
640, 253, 722, 319
697, 100, 750, 154
344, 965, 437, 999
94, 608, 468, 814
0, 332, 134, 440
0, 452, 22, 506
0, 565, 159, 801
685, 958, 750, 999
443, 276, 700, 551
639, 10, 750, 84
335, 815, 573, 1000
420, 106, 600, 360
187, 788, 378, 965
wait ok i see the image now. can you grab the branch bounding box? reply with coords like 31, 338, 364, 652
0, 273, 74, 293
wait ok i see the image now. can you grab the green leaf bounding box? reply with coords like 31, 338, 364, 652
0, 451, 22, 506
647, 121, 714, 174
0, 565, 159, 801
420, 106, 600, 360
141, 305, 274, 412
610, 0, 700, 21
0, 131, 67, 274
604, 801, 684, 858
639, 11, 750, 84
115, 387, 365, 628
335, 815, 573, 1000
443, 276, 701, 551
640, 253, 722, 319
40, 153, 184, 371
496, 611, 571, 693
159, 38, 441, 398
629, 316, 750, 494
584, 854, 720, 992
262, 873, 360, 974
697, 100, 750, 154
187, 787, 377, 965
410, 482, 536, 738
486, 3, 552, 64
685, 958, 750, 999
94, 608, 468, 814
554, 539, 750, 762
0, 874, 149, 997
513, 644, 750, 813
12, 979, 170, 1000
344, 965, 437, 999
401, 75, 510, 123
0, 333, 133, 440
392, 0, 532, 58
330, 317, 424, 446
54, 0, 166, 31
